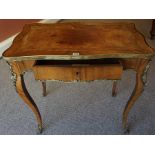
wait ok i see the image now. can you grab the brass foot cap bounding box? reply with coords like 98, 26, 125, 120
123, 128, 130, 134
38, 125, 43, 134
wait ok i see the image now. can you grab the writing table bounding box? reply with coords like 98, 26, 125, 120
2, 22, 155, 133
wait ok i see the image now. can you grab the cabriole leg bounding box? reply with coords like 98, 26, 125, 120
16, 74, 43, 133
122, 59, 150, 133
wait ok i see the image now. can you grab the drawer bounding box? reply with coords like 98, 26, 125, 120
32, 59, 123, 81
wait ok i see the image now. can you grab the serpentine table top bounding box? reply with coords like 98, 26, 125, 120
3, 22, 154, 61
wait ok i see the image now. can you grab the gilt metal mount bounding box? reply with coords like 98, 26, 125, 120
142, 61, 151, 86
7, 62, 17, 89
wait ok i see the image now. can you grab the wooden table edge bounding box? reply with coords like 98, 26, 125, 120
2, 53, 155, 62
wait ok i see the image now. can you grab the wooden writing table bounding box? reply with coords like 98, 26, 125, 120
2, 22, 155, 133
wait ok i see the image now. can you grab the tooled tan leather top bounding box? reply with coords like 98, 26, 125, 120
3, 22, 155, 61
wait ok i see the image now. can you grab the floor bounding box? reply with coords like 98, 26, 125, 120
0, 19, 155, 135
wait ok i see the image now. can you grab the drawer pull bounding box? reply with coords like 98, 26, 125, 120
76, 71, 79, 75
76, 71, 80, 81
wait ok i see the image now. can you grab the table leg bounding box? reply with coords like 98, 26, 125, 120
112, 80, 117, 97
16, 74, 43, 133
41, 81, 46, 97
122, 59, 150, 132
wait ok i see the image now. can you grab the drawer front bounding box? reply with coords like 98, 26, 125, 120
80, 65, 122, 81
33, 64, 122, 81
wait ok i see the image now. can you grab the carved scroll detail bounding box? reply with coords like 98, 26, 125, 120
142, 61, 151, 85
7, 62, 26, 90
7, 62, 17, 89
